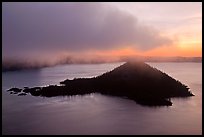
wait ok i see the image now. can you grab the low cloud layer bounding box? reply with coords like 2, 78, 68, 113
3, 2, 172, 61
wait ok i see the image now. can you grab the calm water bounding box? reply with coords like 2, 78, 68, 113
2, 62, 202, 135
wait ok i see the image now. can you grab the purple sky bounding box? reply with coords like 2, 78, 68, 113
3, 2, 173, 61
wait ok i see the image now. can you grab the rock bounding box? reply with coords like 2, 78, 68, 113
18, 93, 27, 96
7, 87, 22, 92
23, 87, 41, 93
23, 88, 30, 93
10, 92, 18, 94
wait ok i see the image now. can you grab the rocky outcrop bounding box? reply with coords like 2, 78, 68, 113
7, 87, 22, 93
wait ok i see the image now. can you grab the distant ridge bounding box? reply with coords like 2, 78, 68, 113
120, 56, 202, 63
2, 56, 202, 72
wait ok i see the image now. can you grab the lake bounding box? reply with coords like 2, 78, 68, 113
2, 62, 202, 135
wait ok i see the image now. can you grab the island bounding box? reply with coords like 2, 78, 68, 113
7, 61, 194, 106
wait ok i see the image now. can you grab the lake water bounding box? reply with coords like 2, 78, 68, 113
2, 62, 202, 135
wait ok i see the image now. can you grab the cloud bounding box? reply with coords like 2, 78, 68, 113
2, 2, 172, 60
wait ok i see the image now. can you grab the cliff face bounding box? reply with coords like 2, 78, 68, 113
8, 62, 194, 106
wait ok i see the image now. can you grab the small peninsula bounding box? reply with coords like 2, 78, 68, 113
7, 61, 194, 106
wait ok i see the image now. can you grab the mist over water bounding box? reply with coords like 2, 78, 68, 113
2, 62, 202, 135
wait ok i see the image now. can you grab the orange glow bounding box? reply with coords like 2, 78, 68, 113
143, 43, 202, 57
61, 42, 201, 62
90, 43, 202, 58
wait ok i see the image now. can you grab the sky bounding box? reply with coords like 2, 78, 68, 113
2, 2, 202, 64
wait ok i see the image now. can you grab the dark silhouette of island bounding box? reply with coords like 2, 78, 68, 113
7, 61, 194, 106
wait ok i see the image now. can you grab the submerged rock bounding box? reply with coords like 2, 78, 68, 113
7, 62, 194, 106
